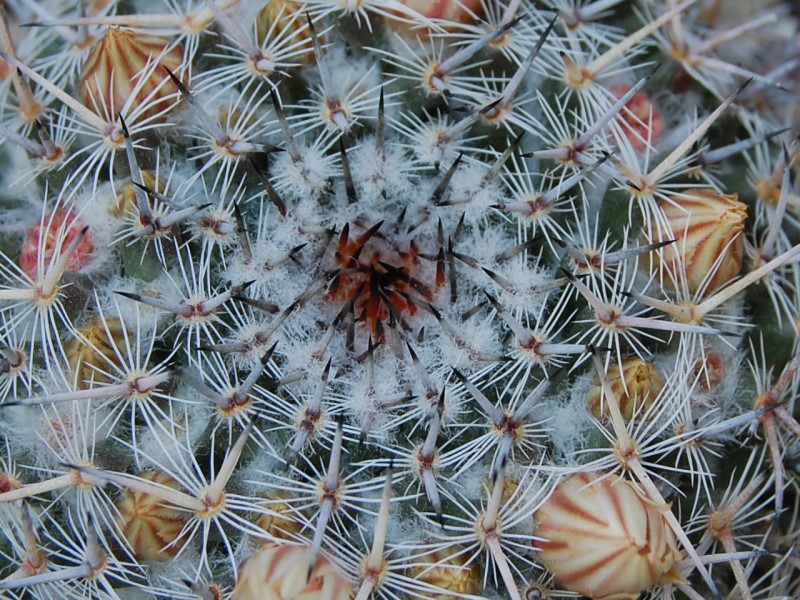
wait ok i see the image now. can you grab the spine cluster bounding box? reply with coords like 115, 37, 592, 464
0, 1, 798, 599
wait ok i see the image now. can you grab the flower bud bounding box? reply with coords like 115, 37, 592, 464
648, 189, 747, 295
232, 542, 352, 600
65, 317, 127, 389
534, 472, 682, 600
755, 173, 782, 206
690, 349, 725, 392
80, 28, 185, 122
587, 357, 664, 420
19, 209, 95, 280
256, 0, 314, 62
398, 0, 482, 21
610, 84, 665, 151
385, 0, 482, 34
115, 470, 188, 562
0, 346, 28, 390
88, 0, 114, 12
112, 171, 164, 219
0, 471, 21, 493
406, 546, 482, 599
254, 493, 304, 541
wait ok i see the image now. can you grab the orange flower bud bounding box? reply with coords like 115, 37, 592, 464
19, 209, 95, 280
690, 349, 725, 392
0, 471, 21, 493
398, 0, 482, 21
385, 0, 483, 34
611, 84, 665, 151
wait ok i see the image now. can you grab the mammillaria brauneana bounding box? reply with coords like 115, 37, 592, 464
0, 1, 798, 599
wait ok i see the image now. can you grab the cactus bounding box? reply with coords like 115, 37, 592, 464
0, 1, 798, 599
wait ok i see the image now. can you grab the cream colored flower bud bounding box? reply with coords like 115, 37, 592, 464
65, 317, 127, 389
649, 189, 747, 295
534, 472, 682, 600
88, 0, 114, 12
232, 542, 353, 600
406, 546, 482, 599
115, 470, 187, 562
80, 28, 185, 122
256, 0, 313, 62
255, 493, 304, 541
587, 357, 664, 420
112, 171, 164, 219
